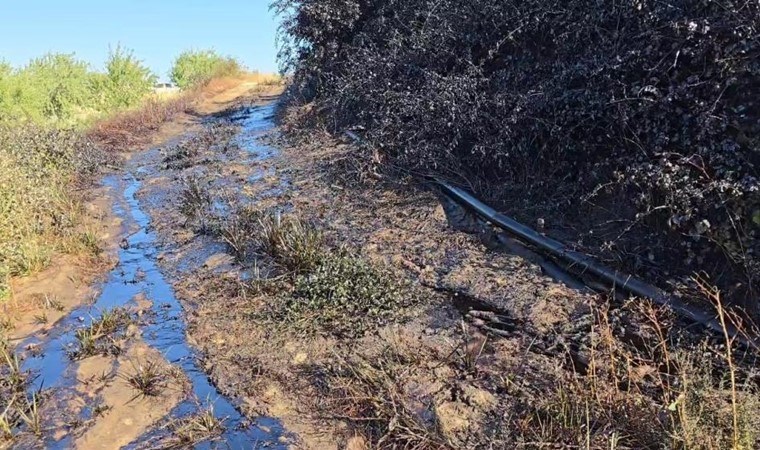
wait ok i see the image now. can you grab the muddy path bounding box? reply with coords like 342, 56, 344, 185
7, 89, 291, 449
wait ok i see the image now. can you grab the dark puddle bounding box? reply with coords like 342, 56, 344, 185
18, 103, 289, 449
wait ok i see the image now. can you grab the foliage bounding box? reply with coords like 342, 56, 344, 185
285, 254, 413, 336
0, 125, 107, 299
0, 53, 92, 123
0, 48, 158, 125
275, 0, 760, 311
93, 45, 157, 110
170, 49, 242, 89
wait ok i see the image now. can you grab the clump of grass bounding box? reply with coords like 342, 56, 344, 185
216, 207, 323, 269
122, 359, 166, 400
258, 212, 323, 274
318, 347, 447, 449
178, 176, 215, 234
32, 313, 48, 325
218, 205, 261, 263
0, 340, 44, 445
33, 294, 64, 312
514, 287, 760, 450
16, 392, 42, 436
67, 307, 133, 360
164, 406, 225, 448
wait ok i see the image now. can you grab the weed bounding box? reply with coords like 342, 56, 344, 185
76, 230, 102, 256
178, 176, 215, 233
32, 313, 48, 325
17, 392, 42, 436
320, 349, 448, 449
67, 307, 132, 360
275, 253, 414, 337
122, 359, 166, 400
35, 294, 64, 311
218, 206, 260, 263
92, 403, 110, 418
257, 212, 323, 274
450, 321, 486, 374
1, 343, 25, 393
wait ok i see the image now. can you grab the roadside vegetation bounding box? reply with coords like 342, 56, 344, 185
266, 1, 760, 448
273, 0, 760, 316
178, 179, 419, 337
0, 46, 155, 125
170, 49, 242, 90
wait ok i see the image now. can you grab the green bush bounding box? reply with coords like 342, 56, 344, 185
94, 46, 157, 110
170, 49, 242, 89
0, 48, 158, 125
19, 53, 93, 122
285, 254, 413, 337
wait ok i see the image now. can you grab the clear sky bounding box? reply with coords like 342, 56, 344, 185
0, 0, 281, 81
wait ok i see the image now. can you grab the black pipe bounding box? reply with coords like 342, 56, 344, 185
436, 179, 757, 349
342, 131, 758, 349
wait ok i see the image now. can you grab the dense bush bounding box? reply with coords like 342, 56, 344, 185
170, 50, 242, 89
0, 126, 107, 298
0, 48, 157, 124
275, 0, 760, 311
92, 46, 157, 110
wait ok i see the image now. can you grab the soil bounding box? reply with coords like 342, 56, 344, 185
126, 91, 605, 448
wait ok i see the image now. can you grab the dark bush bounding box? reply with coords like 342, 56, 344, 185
274, 0, 760, 312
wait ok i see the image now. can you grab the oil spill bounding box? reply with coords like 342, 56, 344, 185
17, 104, 289, 448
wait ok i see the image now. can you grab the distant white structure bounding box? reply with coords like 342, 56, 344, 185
153, 83, 180, 95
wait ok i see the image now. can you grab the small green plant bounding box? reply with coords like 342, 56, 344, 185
170, 49, 242, 89
67, 308, 132, 360
280, 253, 413, 336
17, 392, 42, 436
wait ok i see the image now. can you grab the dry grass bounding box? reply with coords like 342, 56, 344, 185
318, 346, 450, 450
67, 307, 133, 360
0, 339, 44, 445
163, 406, 225, 448
203, 72, 283, 96
88, 93, 196, 153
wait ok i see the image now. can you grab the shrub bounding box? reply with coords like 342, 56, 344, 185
0, 48, 159, 125
275, 0, 760, 312
0, 53, 92, 123
170, 49, 242, 89
93, 45, 157, 110
0, 125, 106, 299
285, 254, 413, 336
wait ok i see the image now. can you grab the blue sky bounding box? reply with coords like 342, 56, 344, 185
0, 1, 281, 81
